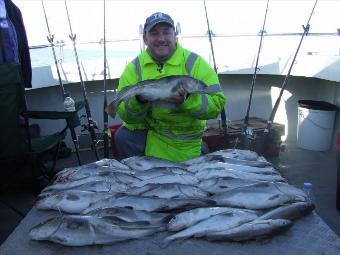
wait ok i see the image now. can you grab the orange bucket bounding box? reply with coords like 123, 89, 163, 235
109, 124, 122, 158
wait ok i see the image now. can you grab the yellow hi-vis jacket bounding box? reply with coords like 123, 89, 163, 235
117, 43, 226, 162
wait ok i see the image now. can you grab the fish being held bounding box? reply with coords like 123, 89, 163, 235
106, 75, 219, 117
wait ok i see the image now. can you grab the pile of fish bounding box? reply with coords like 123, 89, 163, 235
29, 149, 314, 247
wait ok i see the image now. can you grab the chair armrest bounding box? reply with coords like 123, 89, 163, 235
22, 101, 85, 120
23, 101, 85, 129
23, 110, 74, 120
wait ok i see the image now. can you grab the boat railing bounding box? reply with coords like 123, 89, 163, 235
27, 32, 340, 88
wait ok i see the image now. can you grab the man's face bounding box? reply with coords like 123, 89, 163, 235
143, 23, 177, 62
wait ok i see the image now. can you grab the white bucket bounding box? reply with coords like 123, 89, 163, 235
297, 100, 337, 151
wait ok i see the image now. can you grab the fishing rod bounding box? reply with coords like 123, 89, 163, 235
240, 0, 270, 149
41, 0, 66, 98
41, 0, 82, 165
203, 0, 228, 144
64, 0, 99, 160
264, 0, 318, 142
102, 0, 110, 159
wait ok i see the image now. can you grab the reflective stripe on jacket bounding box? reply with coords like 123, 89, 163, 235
117, 43, 226, 161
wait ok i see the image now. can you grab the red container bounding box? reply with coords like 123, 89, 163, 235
109, 124, 122, 158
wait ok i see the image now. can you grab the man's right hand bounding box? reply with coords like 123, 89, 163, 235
136, 95, 148, 103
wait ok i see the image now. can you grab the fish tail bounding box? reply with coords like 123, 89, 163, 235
159, 237, 172, 249
105, 101, 118, 118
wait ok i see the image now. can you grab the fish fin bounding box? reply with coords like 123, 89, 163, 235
158, 205, 171, 212
204, 199, 217, 206
159, 237, 172, 249
219, 185, 229, 189
162, 214, 175, 224
253, 182, 270, 188
268, 194, 280, 200
205, 234, 220, 241
114, 193, 126, 198
124, 206, 134, 210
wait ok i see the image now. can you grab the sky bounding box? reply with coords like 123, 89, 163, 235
12, 0, 340, 47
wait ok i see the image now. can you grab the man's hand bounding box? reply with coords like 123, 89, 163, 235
136, 95, 148, 103
166, 90, 188, 103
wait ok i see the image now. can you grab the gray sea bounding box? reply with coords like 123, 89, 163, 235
29, 46, 138, 68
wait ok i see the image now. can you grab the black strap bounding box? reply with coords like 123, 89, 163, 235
0, 24, 6, 62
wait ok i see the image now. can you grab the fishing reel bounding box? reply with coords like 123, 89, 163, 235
234, 127, 256, 150
80, 119, 99, 133
244, 127, 256, 140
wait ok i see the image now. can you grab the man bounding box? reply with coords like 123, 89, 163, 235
114, 12, 226, 162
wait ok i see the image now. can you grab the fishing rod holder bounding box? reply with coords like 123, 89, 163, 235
303, 24, 310, 34
69, 34, 76, 41
46, 34, 54, 44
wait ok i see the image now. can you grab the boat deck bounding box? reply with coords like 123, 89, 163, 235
0, 142, 339, 254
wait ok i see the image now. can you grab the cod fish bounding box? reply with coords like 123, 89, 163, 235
212, 182, 306, 210
209, 149, 260, 161
85, 207, 172, 225
256, 201, 315, 221
82, 195, 215, 214
106, 75, 216, 117
168, 207, 260, 232
162, 210, 258, 248
185, 154, 272, 168
198, 176, 263, 194
195, 168, 286, 183
55, 167, 134, 183
184, 149, 260, 165
36, 190, 113, 214
134, 167, 189, 180
42, 172, 138, 193
131, 173, 199, 188
55, 158, 130, 179
139, 183, 209, 199
39, 180, 129, 200
188, 161, 278, 175
122, 156, 186, 171
30, 215, 161, 246
206, 219, 293, 241
94, 158, 131, 170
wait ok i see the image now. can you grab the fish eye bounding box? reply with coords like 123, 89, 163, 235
99, 171, 110, 176
66, 194, 80, 201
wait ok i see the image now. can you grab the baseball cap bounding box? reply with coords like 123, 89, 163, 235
143, 12, 174, 33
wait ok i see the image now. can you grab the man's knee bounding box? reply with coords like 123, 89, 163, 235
114, 126, 125, 146
113, 126, 147, 159
201, 141, 209, 155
